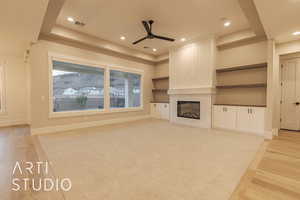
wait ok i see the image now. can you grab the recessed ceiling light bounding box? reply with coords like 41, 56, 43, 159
153, 48, 157, 52
120, 36, 126, 40
67, 17, 75, 23
293, 31, 300, 36
181, 38, 186, 42
224, 21, 231, 27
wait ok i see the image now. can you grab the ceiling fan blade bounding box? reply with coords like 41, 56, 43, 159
132, 36, 148, 45
142, 21, 151, 34
153, 34, 175, 42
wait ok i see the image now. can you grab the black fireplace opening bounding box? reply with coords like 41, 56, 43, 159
177, 101, 200, 120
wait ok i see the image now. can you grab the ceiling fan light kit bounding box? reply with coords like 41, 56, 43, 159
132, 20, 175, 45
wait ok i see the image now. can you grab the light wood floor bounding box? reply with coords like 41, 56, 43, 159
230, 130, 300, 200
0, 126, 64, 200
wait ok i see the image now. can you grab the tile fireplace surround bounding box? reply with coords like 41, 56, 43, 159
168, 87, 216, 128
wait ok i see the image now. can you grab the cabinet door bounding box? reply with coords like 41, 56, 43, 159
160, 103, 170, 120
249, 107, 265, 134
224, 106, 237, 130
281, 60, 300, 130
213, 106, 225, 128
236, 107, 251, 132
150, 103, 159, 118
213, 106, 236, 129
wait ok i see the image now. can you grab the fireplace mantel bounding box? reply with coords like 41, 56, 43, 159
168, 87, 216, 95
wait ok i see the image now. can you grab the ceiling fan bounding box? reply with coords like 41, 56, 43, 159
132, 20, 175, 45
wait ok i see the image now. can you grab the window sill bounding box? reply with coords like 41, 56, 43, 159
109, 107, 143, 113
49, 107, 143, 119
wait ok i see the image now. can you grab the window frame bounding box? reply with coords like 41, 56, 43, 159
48, 52, 144, 118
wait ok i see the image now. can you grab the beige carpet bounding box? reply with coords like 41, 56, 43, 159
37, 119, 263, 200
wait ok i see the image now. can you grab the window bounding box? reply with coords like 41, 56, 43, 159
110, 70, 141, 108
50, 54, 143, 116
52, 60, 104, 112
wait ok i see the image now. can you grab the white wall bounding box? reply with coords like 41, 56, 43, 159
169, 37, 216, 89
29, 40, 155, 130
0, 56, 29, 126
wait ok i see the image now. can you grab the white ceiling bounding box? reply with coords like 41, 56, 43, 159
254, 0, 300, 43
57, 0, 250, 55
0, 0, 48, 56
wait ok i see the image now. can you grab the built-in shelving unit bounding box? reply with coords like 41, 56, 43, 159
152, 76, 169, 103
216, 62, 267, 73
216, 83, 267, 89
150, 101, 170, 103
213, 103, 266, 107
152, 76, 169, 81
215, 62, 267, 106
152, 89, 168, 92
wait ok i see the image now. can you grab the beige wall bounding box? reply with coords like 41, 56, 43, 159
0, 56, 29, 126
217, 41, 268, 68
169, 37, 216, 89
29, 40, 154, 129
154, 61, 169, 78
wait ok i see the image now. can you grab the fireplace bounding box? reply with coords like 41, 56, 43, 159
177, 101, 200, 120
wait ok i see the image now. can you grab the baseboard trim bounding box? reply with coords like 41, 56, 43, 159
212, 127, 265, 137
272, 128, 279, 136
0, 119, 28, 128
31, 115, 151, 135
264, 130, 273, 140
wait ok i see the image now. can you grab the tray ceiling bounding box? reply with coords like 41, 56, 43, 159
56, 0, 250, 55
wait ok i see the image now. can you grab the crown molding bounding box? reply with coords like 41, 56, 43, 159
39, 25, 169, 65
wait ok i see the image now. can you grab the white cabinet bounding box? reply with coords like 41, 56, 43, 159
150, 103, 159, 118
213, 105, 265, 136
150, 103, 169, 120
159, 103, 170, 120
213, 106, 237, 130
236, 107, 265, 134
236, 107, 251, 132
250, 107, 265, 134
